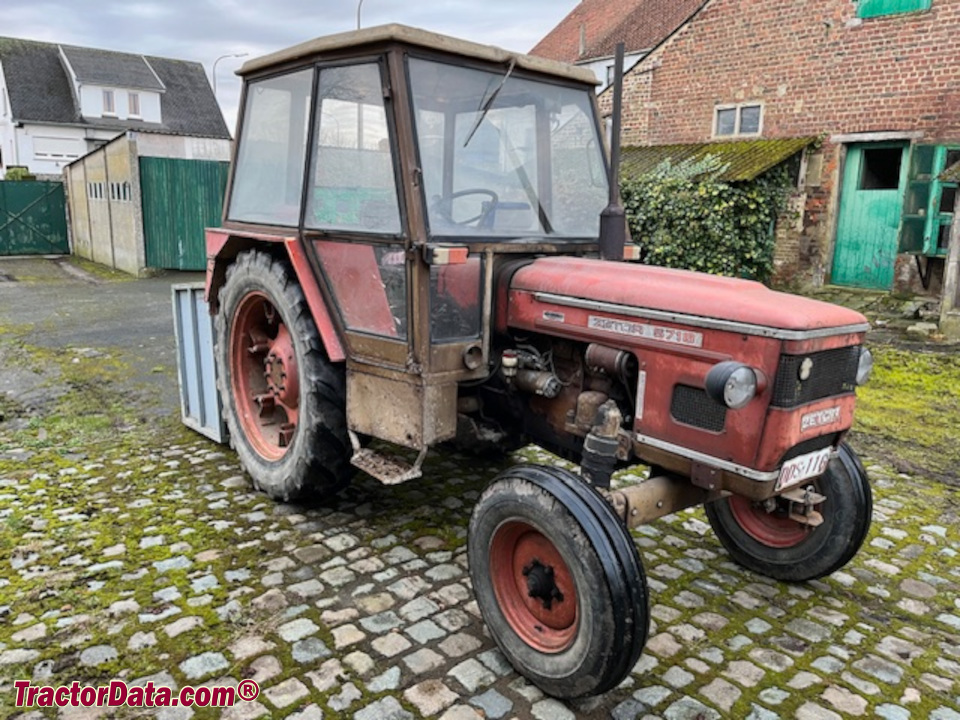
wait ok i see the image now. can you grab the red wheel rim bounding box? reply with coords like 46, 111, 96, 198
229, 291, 300, 461
488, 521, 578, 653
728, 494, 815, 548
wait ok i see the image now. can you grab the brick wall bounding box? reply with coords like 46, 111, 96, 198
603, 0, 960, 286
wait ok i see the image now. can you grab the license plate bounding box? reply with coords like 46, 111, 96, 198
776, 447, 833, 492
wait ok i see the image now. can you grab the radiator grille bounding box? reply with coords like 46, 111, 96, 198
771, 347, 860, 408
671, 385, 727, 432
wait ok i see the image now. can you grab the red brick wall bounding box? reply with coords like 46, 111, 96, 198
604, 0, 960, 285
616, 0, 960, 144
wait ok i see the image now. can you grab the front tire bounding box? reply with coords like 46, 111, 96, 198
704, 442, 872, 582
215, 250, 353, 502
468, 465, 649, 699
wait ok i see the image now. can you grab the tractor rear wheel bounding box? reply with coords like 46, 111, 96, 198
468, 465, 649, 698
704, 442, 872, 582
215, 250, 353, 502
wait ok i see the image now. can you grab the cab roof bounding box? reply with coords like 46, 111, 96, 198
238, 23, 600, 86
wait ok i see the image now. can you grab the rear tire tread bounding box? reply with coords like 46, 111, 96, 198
216, 250, 352, 502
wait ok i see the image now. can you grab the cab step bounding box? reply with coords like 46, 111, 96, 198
349, 433, 426, 485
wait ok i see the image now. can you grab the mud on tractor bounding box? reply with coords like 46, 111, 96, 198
204, 25, 875, 698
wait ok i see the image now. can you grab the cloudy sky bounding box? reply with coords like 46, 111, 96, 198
5, 0, 574, 131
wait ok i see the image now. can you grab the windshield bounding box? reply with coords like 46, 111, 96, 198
408, 57, 608, 239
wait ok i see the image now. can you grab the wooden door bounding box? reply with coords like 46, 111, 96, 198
833, 143, 908, 289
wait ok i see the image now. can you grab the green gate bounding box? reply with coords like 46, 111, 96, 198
140, 157, 229, 270
0, 181, 69, 255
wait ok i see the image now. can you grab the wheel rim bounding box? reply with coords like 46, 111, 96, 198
488, 520, 578, 653
229, 291, 300, 461
728, 493, 816, 548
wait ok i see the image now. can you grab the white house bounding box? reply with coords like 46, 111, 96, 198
0, 37, 229, 176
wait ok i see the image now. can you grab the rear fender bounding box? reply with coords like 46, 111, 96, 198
205, 229, 345, 362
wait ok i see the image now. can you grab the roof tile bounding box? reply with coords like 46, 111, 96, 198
61, 45, 165, 91
531, 0, 705, 63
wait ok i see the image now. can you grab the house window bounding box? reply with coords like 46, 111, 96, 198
714, 103, 763, 137
858, 0, 932, 19
129, 92, 140, 117
108, 182, 132, 202
606, 64, 615, 86
103, 90, 116, 115
716, 108, 737, 135
33, 137, 83, 161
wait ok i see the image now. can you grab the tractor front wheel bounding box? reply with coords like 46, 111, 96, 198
468, 465, 649, 698
215, 250, 353, 502
704, 442, 872, 582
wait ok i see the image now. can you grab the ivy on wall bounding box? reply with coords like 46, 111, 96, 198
621, 155, 793, 282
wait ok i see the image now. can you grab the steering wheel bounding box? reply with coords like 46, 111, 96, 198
433, 188, 499, 227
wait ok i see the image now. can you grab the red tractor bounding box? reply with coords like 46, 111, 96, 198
205, 25, 874, 698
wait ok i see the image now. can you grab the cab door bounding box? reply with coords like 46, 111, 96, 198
302, 58, 458, 449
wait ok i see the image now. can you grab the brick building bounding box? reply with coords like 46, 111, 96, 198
596, 0, 960, 291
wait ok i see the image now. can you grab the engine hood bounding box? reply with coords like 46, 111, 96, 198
509, 257, 868, 333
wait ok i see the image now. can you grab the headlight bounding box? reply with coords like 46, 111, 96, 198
706, 361, 758, 410
856, 347, 874, 386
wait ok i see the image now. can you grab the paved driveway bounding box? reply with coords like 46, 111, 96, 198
0, 258, 958, 720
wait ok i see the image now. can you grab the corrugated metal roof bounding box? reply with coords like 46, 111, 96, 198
941, 161, 960, 183
621, 137, 817, 181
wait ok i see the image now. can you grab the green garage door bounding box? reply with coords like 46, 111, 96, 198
0, 181, 69, 255
140, 157, 229, 270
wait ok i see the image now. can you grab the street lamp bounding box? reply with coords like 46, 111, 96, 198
212, 52, 249, 97
357, 0, 364, 29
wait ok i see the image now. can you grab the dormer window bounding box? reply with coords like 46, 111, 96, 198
102, 89, 116, 116
129, 92, 140, 117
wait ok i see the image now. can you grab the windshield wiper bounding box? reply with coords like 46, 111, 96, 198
462, 58, 516, 148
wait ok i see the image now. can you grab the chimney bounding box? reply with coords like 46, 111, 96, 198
579, 23, 586, 57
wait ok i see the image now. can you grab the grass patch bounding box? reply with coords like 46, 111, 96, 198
66, 256, 135, 282
852, 345, 960, 483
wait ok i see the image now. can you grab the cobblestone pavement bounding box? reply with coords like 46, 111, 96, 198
1, 436, 958, 720
0, 261, 959, 719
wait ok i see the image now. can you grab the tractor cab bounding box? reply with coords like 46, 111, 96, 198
213, 25, 610, 469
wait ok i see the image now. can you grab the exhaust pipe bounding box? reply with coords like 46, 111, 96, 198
599, 42, 626, 262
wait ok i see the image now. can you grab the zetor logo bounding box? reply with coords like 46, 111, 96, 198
801, 407, 841, 433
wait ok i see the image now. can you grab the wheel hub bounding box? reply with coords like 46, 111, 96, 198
228, 292, 301, 461
488, 521, 578, 653
261, 326, 299, 403
729, 489, 820, 548
523, 559, 564, 610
